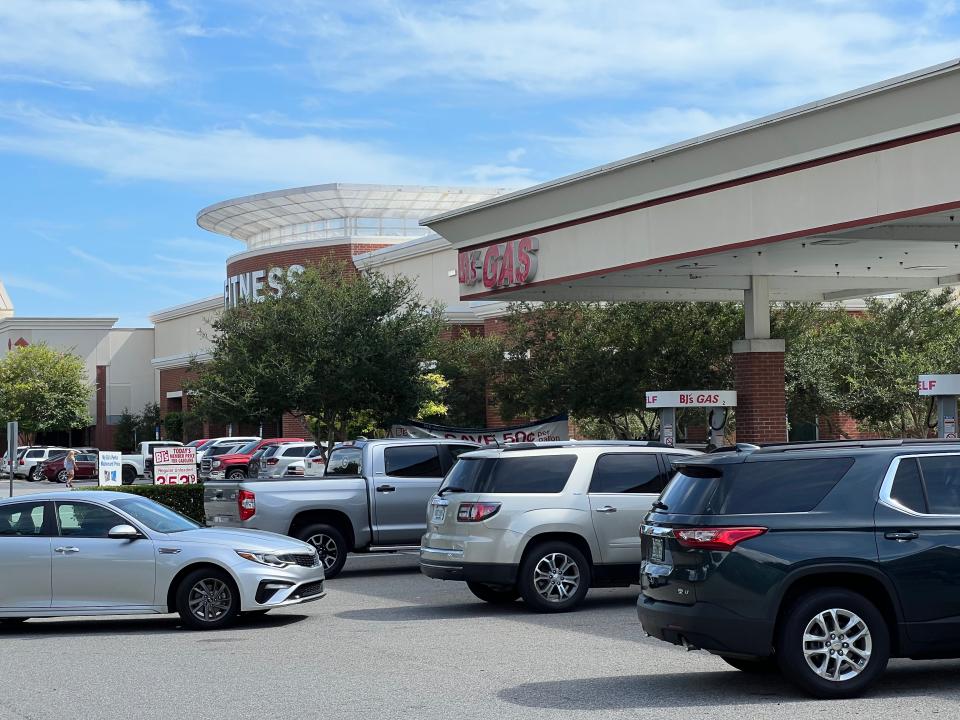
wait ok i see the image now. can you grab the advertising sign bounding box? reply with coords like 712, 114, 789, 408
645, 390, 737, 408
918, 375, 960, 396
458, 236, 539, 290
98, 451, 123, 486
391, 414, 569, 445
154, 446, 198, 485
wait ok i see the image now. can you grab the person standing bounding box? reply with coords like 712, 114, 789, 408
63, 450, 77, 489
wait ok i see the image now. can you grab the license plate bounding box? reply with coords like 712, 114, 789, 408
431, 505, 446, 523
650, 537, 665, 563
213, 515, 231, 524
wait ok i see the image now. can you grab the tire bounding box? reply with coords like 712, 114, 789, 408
122, 466, 136, 485
27, 466, 41, 482
517, 541, 591, 613
297, 523, 348, 579
776, 588, 889, 699
227, 468, 247, 480
720, 655, 779, 674
56, 470, 69, 484
467, 581, 520, 604
175, 567, 241, 631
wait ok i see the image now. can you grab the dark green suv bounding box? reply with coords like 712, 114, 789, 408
638, 440, 960, 699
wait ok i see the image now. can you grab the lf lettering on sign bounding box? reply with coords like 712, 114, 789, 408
458, 237, 539, 290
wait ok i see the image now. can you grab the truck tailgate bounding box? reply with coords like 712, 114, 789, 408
204, 481, 241, 526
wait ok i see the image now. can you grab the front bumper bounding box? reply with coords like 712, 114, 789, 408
637, 593, 774, 657
419, 554, 517, 585
231, 560, 326, 611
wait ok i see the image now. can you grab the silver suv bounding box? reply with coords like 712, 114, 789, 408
420, 442, 700, 612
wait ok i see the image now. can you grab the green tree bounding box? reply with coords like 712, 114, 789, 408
189, 262, 443, 454
0, 343, 92, 444
432, 330, 503, 427
113, 408, 139, 453
163, 411, 184, 442
137, 402, 161, 442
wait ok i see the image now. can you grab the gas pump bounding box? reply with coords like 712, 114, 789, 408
644, 390, 737, 449
918, 374, 960, 439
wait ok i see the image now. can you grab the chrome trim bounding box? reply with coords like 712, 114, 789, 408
368, 544, 421, 552
641, 525, 675, 537
420, 547, 464, 557
878, 452, 960, 518
158, 547, 182, 555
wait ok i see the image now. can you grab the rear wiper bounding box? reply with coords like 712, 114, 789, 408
651, 500, 669, 511
438, 486, 466, 496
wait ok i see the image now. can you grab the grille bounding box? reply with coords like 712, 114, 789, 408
200, 458, 212, 473
293, 580, 325, 598
280, 553, 320, 567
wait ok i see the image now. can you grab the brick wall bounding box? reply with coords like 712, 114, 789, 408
732, 351, 788, 443
282, 413, 313, 439
818, 412, 885, 441
94, 365, 115, 450
439, 323, 484, 342
159, 367, 198, 415
226, 243, 392, 277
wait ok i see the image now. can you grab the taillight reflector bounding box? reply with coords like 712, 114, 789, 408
266, 458, 279, 465
457, 502, 501, 522
238, 490, 256, 521
673, 527, 767, 551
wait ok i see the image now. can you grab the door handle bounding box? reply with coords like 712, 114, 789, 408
595, 506, 617, 513
884, 531, 919, 541
376, 484, 396, 493
54, 546, 80, 554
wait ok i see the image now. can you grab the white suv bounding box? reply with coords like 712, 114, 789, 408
420, 441, 700, 612
257, 442, 317, 479
18, 447, 70, 481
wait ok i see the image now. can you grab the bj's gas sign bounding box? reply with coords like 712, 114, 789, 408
458, 237, 539, 290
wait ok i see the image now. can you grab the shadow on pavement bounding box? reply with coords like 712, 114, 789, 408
498, 662, 960, 709
0, 612, 308, 638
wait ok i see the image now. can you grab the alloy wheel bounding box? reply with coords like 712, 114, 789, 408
306, 533, 339, 571
187, 578, 233, 622
57, 470, 68, 483
532, 552, 580, 602
802, 607, 872, 682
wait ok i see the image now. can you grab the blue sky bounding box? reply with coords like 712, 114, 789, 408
1, 0, 960, 325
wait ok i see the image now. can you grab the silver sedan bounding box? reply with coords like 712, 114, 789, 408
0, 491, 325, 630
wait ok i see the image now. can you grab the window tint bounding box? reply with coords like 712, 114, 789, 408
917, 456, 960, 514
590, 453, 662, 494
0, 502, 48, 536
441, 455, 577, 494
890, 458, 927, 513
77, 454, 96, 462
325, 447, 362, 476
26, 450, 44, 458
449, 445, 478, 460
658, 457, 854, 514
260, 445, 280, 459
57, 502, 127, 538
282, 445, 313, 458
385, 445, 442, 478
111, 497, 198, 533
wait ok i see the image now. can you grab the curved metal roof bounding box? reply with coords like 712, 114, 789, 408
197, 183, 508, 244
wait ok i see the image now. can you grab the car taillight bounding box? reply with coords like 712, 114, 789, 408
457, 502, 501, 522
266, 458, 279, 465
19, 459, 24, 465
673, 527, 767, 551
238, 490, 256, 521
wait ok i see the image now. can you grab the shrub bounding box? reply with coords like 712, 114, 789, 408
80, 484, 205, 524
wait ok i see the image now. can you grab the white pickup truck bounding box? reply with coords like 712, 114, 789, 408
121, 440, 183, 484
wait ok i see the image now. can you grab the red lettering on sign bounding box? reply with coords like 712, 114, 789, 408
482, 248, 500, 288
497, 241, 515, 286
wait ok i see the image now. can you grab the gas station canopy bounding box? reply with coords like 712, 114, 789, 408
424, 60, 960, 305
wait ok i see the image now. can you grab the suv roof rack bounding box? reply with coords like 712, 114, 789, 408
743, 438, 960, 454
500, 440, 672, 452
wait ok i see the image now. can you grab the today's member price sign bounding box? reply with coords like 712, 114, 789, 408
154, 446, 198, 485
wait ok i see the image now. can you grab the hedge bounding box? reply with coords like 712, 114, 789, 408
79, 484, 205, 524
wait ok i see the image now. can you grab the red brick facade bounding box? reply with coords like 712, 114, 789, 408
94, 365, 114, 450
159, 367, 197, 415
818, 412, 884, 441
226, 243, 393, 277
732, 350, 788, 443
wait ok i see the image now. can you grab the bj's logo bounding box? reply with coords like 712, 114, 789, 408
458, 237, 539, 289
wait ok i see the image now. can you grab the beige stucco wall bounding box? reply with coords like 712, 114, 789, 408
106, 328, 156, 417
360, 243, 462, 306
152, 301, 220, 361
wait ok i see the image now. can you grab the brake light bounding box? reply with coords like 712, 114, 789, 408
266, 458, 279, 465
19, 459, 24, 465
238, 490, 256, 521
457, 502, 501, 522
673, 527, 767, 551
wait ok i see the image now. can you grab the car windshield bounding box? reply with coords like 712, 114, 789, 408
197, 439, 219, 451
110, 497, 200, 533
237, 440, 261, 454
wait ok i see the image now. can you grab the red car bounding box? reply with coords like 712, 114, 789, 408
41, 451, 99, 483
185, 438, 210, 448
207, 438, 305, 480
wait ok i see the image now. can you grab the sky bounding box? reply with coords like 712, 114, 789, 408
1, 0, 960, 326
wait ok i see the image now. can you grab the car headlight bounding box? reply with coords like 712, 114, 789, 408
212, 460, 222, 468
235, 550, 290, 567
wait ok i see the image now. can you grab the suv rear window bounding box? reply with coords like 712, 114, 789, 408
659, 457, 854, 515
441, 455, 577, 494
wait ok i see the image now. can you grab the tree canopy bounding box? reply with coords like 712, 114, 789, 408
0, 343, 92, 443
188, 262, 443, 453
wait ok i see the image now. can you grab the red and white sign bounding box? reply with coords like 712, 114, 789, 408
458, 236, 539, 290
918, 375, 960, 396
645, 391, 737, 408
154, 446, 197, 485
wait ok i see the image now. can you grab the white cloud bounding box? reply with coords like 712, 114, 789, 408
0, 0, 166, 86
283, 0, 960, 104
0, 105, 435, 188
3, 274, 71, 300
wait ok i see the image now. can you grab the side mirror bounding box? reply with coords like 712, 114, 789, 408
107, 524, 141, 540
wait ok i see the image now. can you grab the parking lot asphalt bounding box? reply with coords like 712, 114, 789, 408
3, 549, 960, 720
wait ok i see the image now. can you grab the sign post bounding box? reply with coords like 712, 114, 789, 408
6, 421, 16, 498
153, 446, 198, 485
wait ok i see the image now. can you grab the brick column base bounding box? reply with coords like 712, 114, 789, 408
732, 339, 787, 444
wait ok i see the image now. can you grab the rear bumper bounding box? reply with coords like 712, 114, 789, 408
637, 593, 774, 657
419, 557, 517, 585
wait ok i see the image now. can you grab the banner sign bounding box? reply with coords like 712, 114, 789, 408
918, 375, 960, 396
645, 390, 737, 408
154, 446, 197, 485
98, 451, 122, 487
391, 414, 568, 445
